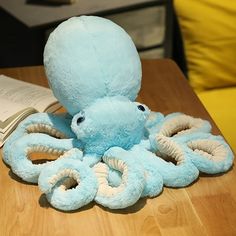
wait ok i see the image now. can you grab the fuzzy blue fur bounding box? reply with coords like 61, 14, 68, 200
95, 147, 146, 209
104, 146, 165, 199
175, 132, 234, 174
3, 113, 74, 166
39, 150, 98, 211
149, 112, 212, 136
71, 96, 150, 155
11, 133, 81, 183
44, 16, 141, 115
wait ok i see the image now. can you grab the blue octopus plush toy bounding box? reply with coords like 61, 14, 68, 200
3, 16, 234, 211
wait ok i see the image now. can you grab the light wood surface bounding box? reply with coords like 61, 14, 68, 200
0, 59, 235, 236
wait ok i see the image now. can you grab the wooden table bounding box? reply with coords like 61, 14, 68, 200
0, 59, 235, 236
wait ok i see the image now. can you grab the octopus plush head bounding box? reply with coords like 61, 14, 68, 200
44, 16, 142, 115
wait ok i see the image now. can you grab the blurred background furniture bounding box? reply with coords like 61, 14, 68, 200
173, 0, 236, 152
0, 0, 173, 67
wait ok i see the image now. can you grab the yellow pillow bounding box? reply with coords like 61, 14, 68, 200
174, 0, 236, 92
198, 88, 236, 152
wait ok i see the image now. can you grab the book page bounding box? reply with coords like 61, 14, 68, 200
0, 106, 37, 132
0, 98, 29, 122
0, 75, 58, 122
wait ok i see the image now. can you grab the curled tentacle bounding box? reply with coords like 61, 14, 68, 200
10, 133, 82, 183
176, 133, 234, 174
105, 163, 164, 198
39, 149, 97, 211
149, 113, 211, 142
94, 147, 145, 209
149, 134, 199, 187
128, 146, 164, 197
3, 113, 74, 165
104, 149, 164, 198
110, 145, 163, 197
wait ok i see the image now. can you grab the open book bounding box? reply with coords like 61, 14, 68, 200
0, 75, 61, 147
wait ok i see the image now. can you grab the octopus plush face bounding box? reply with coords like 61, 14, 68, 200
3, 15, 234, 212
71, 97, 150, 155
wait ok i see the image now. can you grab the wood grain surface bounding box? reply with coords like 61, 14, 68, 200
0, 59, 235, 236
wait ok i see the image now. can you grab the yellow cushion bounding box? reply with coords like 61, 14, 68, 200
198, 88, 236, 152
174, 0, 236, 92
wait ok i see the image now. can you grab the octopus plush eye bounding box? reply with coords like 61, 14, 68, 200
76, 116, 85, 125
137, 105, 145, 112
